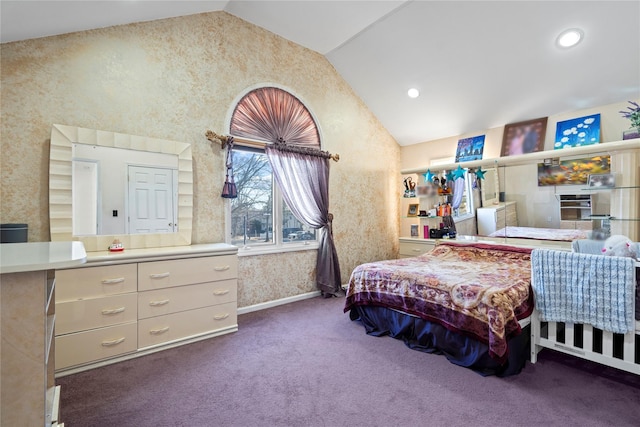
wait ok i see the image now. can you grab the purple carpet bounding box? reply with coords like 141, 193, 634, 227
57, 296, 640, 426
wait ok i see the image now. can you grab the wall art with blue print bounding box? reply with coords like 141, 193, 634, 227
554, 113, 601, 149
455, 135, 485, 162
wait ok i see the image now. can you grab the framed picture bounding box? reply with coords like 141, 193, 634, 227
455, 135, 485, 163
537, 155, 610, 186
554, 113, 601, 149
588, 173, 615, 188
410, 224, 419, 237
501, 117, 548, 157
407, 203, 419, 217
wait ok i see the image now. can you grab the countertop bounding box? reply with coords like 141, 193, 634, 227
0, 241, 87, 274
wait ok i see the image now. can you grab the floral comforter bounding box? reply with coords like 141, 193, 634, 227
344, 242, 534, 362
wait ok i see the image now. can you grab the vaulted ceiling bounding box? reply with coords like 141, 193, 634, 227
2, 1, 638, 146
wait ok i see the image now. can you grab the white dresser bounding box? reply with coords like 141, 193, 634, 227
54, 243, 238, 375
476, 201, 518, 236
1, 241, 86, 427
398, 237, 437, 258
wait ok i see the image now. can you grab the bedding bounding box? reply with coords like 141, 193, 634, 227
531, 249, 636, 333
344, 241, 534, 363
489, 226, 589, 241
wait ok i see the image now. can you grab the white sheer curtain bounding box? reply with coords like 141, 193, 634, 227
451, 177, 465, 210
265, 143, 341, 295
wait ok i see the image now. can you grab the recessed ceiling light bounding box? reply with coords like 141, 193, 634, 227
407, 88, 420, 98
556, 28, 583, 48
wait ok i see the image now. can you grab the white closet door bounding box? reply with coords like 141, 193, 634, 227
128, 166, 176, 234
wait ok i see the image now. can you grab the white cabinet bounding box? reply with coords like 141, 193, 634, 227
476, 201, 517, 236
55, 263, 138, 370
0, 241, 86, 427
398, 238, 436, 258
137, 255, 237, 349
54, 244, 238, 375
559, 194, 593, 230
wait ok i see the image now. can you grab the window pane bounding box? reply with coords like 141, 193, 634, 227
282, 202, 316, 243
230, 149, 274, 246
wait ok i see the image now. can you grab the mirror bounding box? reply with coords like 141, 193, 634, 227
49, 124, 193, 252
480, 167, 499, 207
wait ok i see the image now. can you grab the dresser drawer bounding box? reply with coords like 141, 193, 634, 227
56, 322, 137, 370
399, 241, 435, 257
575, 220, 594, 230
138, 302, 237, 348
138, 279, 237, 319
56, 264, 137, 301
56, 293, 138, 335
138, 256, 237, 291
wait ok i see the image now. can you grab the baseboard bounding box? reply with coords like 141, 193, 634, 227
238, 290, 321, 315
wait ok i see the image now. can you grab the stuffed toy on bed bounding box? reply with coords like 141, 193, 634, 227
601, 235, 639, 259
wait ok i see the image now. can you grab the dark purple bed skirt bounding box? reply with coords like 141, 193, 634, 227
348, 305, 530, 377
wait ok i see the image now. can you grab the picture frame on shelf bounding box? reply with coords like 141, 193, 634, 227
588, 173, 615, 188
407, 203, 419, 217
410, 224, 419, 237
554, 113, 600, 149
455, 135, 485, 162
537, 155, 610, 186
501, 117, 548, 157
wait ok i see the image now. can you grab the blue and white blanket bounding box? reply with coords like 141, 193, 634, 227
531, 249, 635, 334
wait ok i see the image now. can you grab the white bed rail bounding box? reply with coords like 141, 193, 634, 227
531, 310, 640, 375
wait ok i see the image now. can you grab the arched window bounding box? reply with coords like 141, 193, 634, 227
228, 87, 320, 251
230, 87, 320, 148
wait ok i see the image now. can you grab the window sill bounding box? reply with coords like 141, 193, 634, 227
453, 213, 475, 222
235, 241, 319, 257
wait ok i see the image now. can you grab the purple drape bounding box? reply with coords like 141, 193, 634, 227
265, 143, 341, 295
221, 137, 237, 198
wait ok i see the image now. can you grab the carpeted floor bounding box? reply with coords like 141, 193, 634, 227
57, 295, 640, 427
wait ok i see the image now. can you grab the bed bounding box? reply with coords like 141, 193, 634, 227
344, 241, 534, 376
489, 226, 590, 241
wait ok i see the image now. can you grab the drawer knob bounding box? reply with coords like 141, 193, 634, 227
213, 313, 230, 321
213, 265, 230, 272
149, 272, 170, 279
213, 290, 229, 296
149, 299, 170, 307
101, 277, 125, 285
101, 307, 126, 315
412, 249, 421, 252
149, 326, 170, 335
101, 337, 125, 347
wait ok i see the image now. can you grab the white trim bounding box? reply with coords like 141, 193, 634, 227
238, 290, 321, 315
403, 139, 640, 174
236, 241, 319, 257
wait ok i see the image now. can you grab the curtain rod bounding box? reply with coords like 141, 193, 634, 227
205, 130, 340, 162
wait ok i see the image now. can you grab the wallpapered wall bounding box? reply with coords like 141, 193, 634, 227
0, 11, 401, 308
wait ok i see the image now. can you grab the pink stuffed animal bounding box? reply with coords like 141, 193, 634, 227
601, 235, 638, 259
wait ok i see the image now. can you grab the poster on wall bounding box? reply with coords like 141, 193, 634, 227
501, 117, 548, 157
455, 135, 485, 162
554, 113, 601, 149
537, 155, 610, 186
